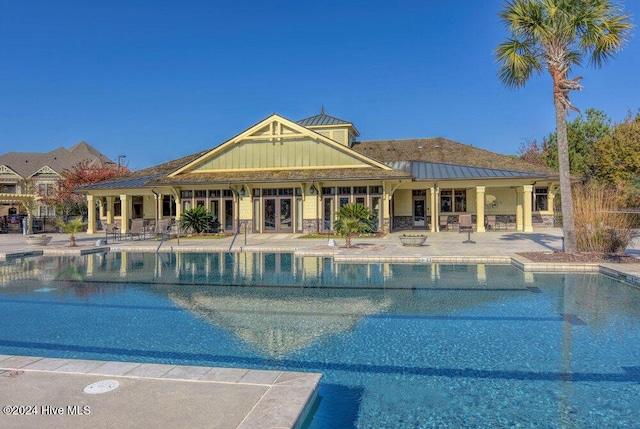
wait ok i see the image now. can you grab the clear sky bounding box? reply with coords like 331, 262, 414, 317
1, 0, 638, 171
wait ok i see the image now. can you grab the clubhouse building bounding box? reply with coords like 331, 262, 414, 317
79, 111, 559, 235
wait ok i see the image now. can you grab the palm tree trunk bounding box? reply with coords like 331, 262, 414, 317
555, 97, 577, 253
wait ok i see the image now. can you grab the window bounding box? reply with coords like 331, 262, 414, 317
162, 195, 175, 216
322, 187, 335, 195
180, 191, 193, 198
353, 186, 367, 195
454, 190, 466, 212
338, 186, 351, 195
440, 189, 466, 212
114, 197, 122, 217
194, 190, 206, 198
534, 187, 548, 211
38, 183, 55, 196
369, 186, 383, 194
440, 190, 452, 212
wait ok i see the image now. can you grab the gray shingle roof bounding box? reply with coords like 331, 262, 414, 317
352, 138, 557, 176
0, 141, 115, 178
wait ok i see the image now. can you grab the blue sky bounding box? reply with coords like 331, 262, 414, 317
1, 0, 638, 170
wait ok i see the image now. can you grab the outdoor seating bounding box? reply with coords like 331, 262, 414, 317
439, 215, 449, 231
485, 215, 497, 231
458, 214, 475, 243
128, 218, 146, 240
153, 219, 172, 239
103, 222, 121, 242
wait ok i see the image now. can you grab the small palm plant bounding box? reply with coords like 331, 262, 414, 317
55, 217, 88, 247
180, 206, 215, 234
333, 203, 376, 247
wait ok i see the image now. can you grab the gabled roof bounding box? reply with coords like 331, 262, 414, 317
169, 113, 382, 176
0, 141, 115, 178
352, 138, 557, 176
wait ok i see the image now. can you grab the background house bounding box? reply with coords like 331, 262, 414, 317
0, 142, 115, 230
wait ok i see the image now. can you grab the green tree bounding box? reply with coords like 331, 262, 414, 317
496, 0, 632, 253
179, 206, 215, 234
55, 217, 88, 247
592, 114, 640, 206
333, 203, 376, 247
544, 108, 613, 180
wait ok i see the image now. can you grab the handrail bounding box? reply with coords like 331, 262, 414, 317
228, 220, 248, 252
156, 224, 177, 253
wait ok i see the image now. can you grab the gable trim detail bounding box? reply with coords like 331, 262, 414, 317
169, 114, 391, 177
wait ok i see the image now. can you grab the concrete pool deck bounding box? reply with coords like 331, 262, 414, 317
0, 355, 320, 429
1, 227, 640, 428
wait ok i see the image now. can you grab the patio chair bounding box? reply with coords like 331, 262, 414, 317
104, 222, 121, 243
439, 215, 449, 231
128, 218, 146, 240
153, 219, 172, 239
485, 215, 497, 231
459, 214, 475, 243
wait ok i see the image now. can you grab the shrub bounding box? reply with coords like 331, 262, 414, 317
573, 183, 634, 254
179, 206, 217, 234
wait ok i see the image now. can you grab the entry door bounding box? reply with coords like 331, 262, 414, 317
264, 198, 293, 232
322, 197, 334, 231
413, 199, 426, 227
223, 199, 234, 231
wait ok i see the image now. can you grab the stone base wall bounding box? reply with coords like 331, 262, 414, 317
532, 213, 555, 228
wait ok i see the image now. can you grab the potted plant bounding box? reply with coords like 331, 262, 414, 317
26, 235, 52, 246
399, 234, 427, 247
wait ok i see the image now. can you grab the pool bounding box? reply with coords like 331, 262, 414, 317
1, 252, 639, 428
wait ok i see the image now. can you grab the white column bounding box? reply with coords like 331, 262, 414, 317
475, 186, 486, 233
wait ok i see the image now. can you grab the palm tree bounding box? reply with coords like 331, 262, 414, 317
495, 0, 632, 253
56, 217, 88, 247
333, 203, 376, 247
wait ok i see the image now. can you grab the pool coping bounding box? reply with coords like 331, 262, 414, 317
3, 245, 640, 288
0, 355, 321, 429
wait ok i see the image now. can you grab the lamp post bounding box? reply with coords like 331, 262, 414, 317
117, 155, 126, 167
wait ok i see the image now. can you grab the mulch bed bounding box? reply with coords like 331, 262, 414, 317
518, 252, 640, 264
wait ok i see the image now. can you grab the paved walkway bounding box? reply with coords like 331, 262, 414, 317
1, 228, 639, 428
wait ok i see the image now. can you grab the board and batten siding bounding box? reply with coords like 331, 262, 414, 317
192, 137, 369, 171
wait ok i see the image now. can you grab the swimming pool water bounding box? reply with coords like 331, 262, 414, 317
1, 252, 639, 428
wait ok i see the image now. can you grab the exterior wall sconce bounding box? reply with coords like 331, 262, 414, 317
309, 184, 318, 195
239, 185, 246, 197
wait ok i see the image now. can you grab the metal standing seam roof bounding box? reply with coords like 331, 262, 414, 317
296, 113, 352, 127
387, 161, 546, 180
77, 174, 166, 191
